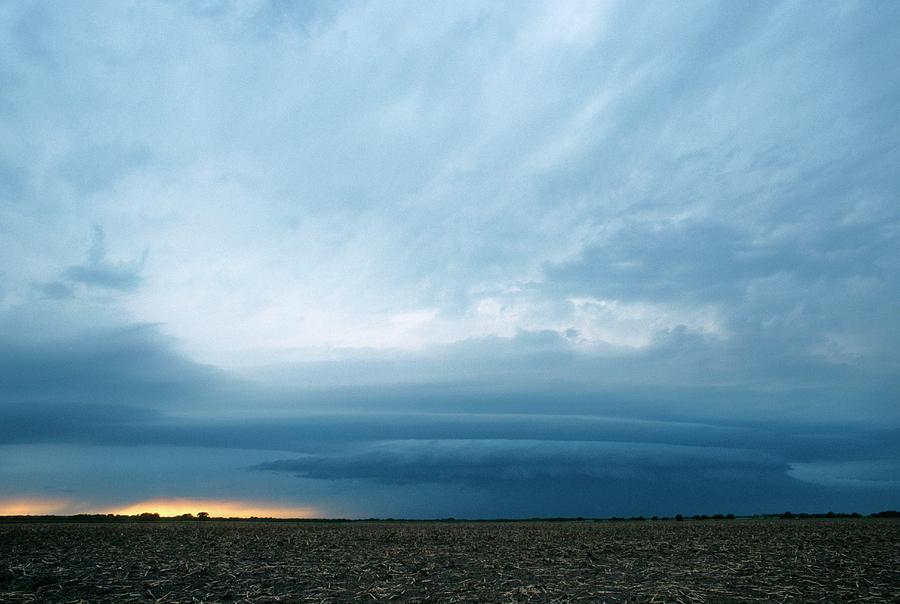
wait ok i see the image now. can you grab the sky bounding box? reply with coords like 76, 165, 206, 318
1, 0, 899, 519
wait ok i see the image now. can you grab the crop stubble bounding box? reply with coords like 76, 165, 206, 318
1, 519, 898, 603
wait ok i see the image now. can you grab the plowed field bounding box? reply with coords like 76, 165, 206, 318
1, 519, 898, 602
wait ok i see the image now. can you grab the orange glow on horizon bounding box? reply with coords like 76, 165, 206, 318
0, 497, 74, 515
107, 498, 321, 519
0, 497, 322, 519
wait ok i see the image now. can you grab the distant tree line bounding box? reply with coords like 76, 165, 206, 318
773, 511, 863, 519
866, 510, 899, 518
1, 510, 897, 523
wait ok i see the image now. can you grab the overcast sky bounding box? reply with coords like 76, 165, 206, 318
1, 0, 898, 518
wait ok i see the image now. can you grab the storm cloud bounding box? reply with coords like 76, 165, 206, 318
1, 1, 898, 517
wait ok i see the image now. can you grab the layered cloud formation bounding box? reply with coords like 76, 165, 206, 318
1, 1, 898, 517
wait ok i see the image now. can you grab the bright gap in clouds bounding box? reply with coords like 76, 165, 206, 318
109, 499, 320, 519
0, 498, 74, 516
0, 498, 320, 519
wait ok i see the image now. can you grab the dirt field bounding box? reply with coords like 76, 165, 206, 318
1, 519, 898, 602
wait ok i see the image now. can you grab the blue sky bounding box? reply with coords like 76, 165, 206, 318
1, 0, 898, 518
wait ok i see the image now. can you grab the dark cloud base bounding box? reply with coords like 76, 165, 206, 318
1, 319, 898, 517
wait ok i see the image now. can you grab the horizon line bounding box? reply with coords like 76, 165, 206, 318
2, 510, 896, 523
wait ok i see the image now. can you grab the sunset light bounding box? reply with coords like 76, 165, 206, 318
0, 498, 73, 516
108, 499, 321, 519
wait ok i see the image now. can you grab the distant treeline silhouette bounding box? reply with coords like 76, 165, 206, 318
0, 510, 898, 523
868, 510, 900, 518
773, 511, 863, 519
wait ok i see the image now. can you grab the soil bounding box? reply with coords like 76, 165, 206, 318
1, 519, 898, 602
